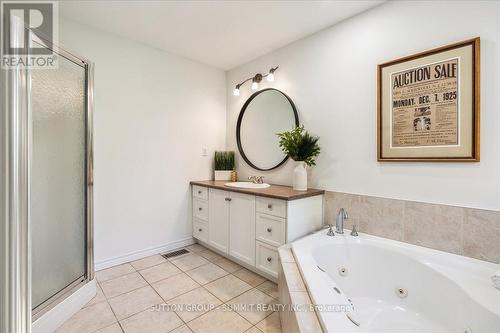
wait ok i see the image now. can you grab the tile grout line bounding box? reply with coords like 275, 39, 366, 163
104, 299, 123, 333
132, 258, 170, 271
100, 271, 149, 297
187, 303, 255, 332
96, 262, 138, 282
144, 269, 185, 285
103, 282, 151, 303
460, 208, 465, 256
401, 200, 406, 242
254, 309, 277, 327
89, 319, 124, 333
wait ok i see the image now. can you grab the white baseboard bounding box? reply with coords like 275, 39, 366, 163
32, 280, 96, 333
94, 237, 195, 271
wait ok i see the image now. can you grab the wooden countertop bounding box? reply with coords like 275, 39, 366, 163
190, 180, 324, 201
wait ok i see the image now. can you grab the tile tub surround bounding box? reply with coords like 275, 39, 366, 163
57, 244, 281, 333
324, 191, 500, 263
278, 246, 323, 333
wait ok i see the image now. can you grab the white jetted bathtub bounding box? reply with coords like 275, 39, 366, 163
292, 230, 500, 333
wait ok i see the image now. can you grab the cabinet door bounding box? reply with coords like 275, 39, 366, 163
229, 192, 256, 266
208, 189, 230, 253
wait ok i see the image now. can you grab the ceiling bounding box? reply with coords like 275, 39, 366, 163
60, 1, 384, 70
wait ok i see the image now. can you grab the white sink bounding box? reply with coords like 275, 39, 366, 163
225, 182, 271, 189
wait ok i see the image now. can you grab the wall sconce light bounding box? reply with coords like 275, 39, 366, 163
233, 84, 241, 96
233, 66, 279, 96
267, 67, 276, 82
251, 74, 262, 90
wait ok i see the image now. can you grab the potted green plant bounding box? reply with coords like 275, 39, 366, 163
277, 126, 320, 191
214, 151, 235, 181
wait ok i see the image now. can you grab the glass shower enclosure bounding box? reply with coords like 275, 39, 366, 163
29, 37, 94, 318
1, 17, 93, 332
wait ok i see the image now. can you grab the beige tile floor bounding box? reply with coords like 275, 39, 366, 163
56, 244, 281, 333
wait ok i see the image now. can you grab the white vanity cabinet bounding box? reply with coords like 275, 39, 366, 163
191, 181, 324, 280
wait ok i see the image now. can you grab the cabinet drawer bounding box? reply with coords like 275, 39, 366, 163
256, 213, 285, 247
256, 241, 279, 278
193, 185, 208, 200
256, 197, 286, 218
193, 219, 208, 242
193, 198, 208, 221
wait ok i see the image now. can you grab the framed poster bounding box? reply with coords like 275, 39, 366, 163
377, 38, 480, 162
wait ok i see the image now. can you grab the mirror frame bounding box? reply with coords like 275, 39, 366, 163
236, 88, 299, 171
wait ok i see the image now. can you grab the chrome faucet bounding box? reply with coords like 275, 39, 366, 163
248, 176, 264, 184
336, 208, 348, 234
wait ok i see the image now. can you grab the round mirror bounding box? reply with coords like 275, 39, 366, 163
237, 88, 299, 171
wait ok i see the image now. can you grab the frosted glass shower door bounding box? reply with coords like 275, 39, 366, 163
31, 52, 88, 311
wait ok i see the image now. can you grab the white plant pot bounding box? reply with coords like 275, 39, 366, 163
293, 161, 307, 191
214, 170, 232, 181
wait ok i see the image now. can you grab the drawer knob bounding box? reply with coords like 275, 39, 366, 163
225, 197, 232, 202
267, 204, 272, 209
198, 228, 202, 232
198, 207, 202, 211
198, 190, 202, 194
266, 257, 272, 262
266, 227, 272, 233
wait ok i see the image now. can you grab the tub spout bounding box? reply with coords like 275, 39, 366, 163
336, 208, 348, 234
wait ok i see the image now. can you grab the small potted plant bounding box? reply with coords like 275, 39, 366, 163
214, 151, 235, 181
277, 126, 320, 191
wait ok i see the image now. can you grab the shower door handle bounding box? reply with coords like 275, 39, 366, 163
88, 160, 94, 186
88, 152, 94, 186
87, 126, 94, 187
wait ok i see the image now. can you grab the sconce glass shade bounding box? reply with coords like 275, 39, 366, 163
233, 88, 240, 96
251, 81, 259, 90
267, 73, 274, 82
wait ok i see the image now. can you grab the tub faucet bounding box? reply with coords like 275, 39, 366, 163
336, 208, 348, 234
248, 176, 264, 184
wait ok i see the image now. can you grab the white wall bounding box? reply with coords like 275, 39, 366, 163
59, 19, 226, 265
226, 1, 500, 211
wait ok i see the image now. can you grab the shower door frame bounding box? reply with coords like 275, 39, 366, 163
1, 16, 32, 333
29, 33, 95, 321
